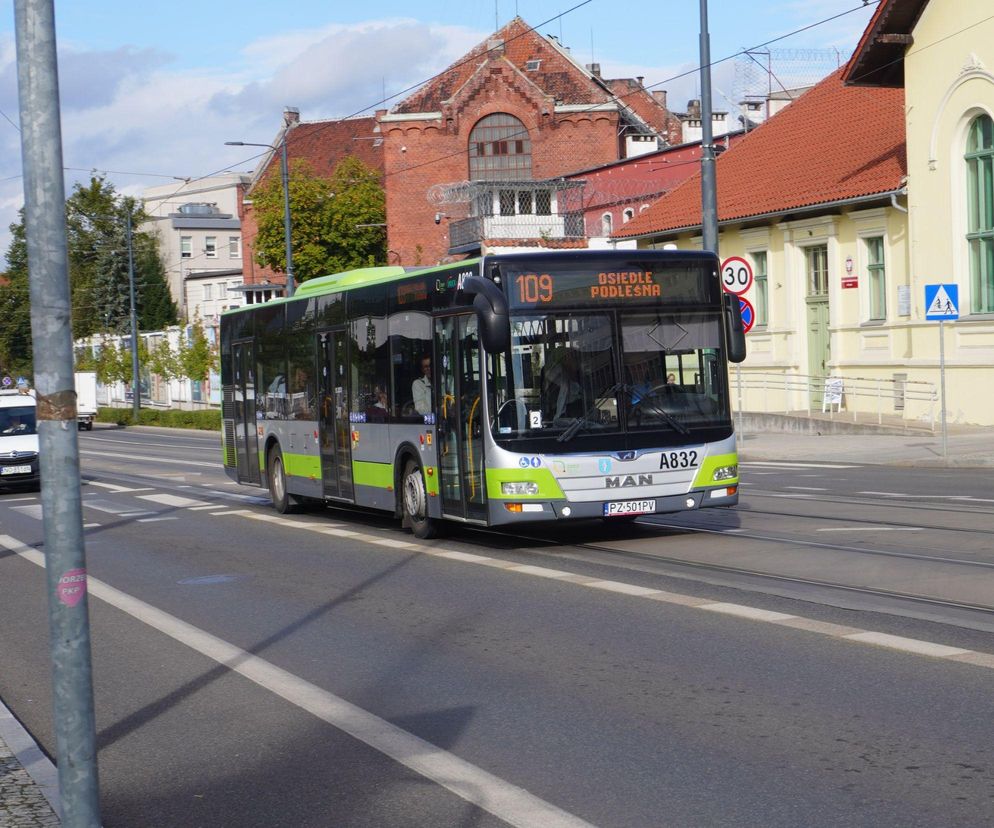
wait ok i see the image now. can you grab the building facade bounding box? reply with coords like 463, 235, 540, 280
142, 174, 252, 321
848, 0, 994, 426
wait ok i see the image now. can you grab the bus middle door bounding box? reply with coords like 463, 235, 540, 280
434, 314, 486, 522
318, 330, 354, 500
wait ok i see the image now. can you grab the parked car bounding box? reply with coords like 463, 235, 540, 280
0, 388, 40, 491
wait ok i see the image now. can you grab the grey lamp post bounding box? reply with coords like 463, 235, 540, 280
226, 135, 295, 297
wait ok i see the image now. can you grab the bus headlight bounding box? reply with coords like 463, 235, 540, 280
502, 481, 540, 496
712, 464, 738, 481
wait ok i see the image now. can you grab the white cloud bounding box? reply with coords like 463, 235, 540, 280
0, 19, 486, 263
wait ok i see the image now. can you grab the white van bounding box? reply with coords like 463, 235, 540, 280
0, 388, 40, 491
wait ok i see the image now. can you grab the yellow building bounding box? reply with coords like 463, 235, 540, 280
615, 0, 994, 427
849, 0, 994, 425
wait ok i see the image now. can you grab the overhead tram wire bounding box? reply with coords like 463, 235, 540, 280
149, 1, 596, 213
373, 1, 883, 184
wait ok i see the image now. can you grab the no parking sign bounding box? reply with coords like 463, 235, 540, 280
738, 297, 755, 333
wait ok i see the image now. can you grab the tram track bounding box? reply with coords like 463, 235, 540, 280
463, 522, 994, 623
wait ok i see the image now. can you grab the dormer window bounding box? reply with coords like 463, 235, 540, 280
526, 59, 541, 71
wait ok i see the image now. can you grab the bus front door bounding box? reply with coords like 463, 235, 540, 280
434, 315, 486, 522
318, 330, 354, 500
232, 341, 260, 484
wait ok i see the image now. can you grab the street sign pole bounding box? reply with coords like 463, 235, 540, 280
939, 319, 947, 461
14, 1, 101, 824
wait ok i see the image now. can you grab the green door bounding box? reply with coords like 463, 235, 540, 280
805, 245, 830, 408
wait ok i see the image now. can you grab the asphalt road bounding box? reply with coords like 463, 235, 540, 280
0, 427, 992, 827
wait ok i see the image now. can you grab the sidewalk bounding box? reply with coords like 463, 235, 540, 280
0, 699, 60, 826
737, 424, 994, 467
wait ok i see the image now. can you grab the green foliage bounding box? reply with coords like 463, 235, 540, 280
0, 215, 33, 376
2, 177, 178, 378
253, 156, 386, 283
94, 341, 131, 385
146, 336, 180, 381
178, 321, 217, 382
96, 406, 220, 430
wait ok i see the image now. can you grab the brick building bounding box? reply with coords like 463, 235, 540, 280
240, 17, 681, 284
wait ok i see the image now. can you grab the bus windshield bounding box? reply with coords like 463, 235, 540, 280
488, 309, 729, 442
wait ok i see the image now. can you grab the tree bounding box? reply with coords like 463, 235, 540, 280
178, 321, 216, 382
0, 215, 33, 377
2, 177, 179, 375
252, 156, 386, 284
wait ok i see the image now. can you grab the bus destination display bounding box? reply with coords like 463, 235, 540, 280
508, 264, 711, 308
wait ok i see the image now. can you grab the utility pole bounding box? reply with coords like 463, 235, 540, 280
699, 0, 719, 255
279, 135, 295, 297
126, 209, 141, 419
13, 1, 101, 825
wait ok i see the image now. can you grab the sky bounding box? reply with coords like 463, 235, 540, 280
0, 0, 878, 263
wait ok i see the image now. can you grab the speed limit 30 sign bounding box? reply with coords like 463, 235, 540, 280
720, 256, 753, 295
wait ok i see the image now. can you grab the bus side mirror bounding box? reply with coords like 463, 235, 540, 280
723, 292, 747, 364
462, 275, 510, 354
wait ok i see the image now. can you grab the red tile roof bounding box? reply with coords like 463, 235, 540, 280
394, 17, 613, 113
614, 68, 906, 239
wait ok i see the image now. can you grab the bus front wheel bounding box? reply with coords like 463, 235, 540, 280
268, 446, 295, 514
402, 460, 438, 539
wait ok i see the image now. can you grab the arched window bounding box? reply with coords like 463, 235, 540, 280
601, 213, 613, 235
623, 208, 634, 223
469, 113, 532, 181
966, 113, 994, 313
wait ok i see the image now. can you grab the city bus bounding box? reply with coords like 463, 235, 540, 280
220, 250, 746, 537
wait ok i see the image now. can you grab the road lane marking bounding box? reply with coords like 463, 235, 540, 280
184, 513, 994, 672
742, 461, 860, 469
11, 505, 44, 520
816, 527, 923, 532
137, 517, 179, 523
80, 449, 218, 468
784, 486, 827, 491
137, 493, 209, 508
85, 481, 155, 493
0, 535, 594, 828
843, 632, 970, 658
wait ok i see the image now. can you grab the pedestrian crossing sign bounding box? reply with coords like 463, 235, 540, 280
924, 283, 959, 320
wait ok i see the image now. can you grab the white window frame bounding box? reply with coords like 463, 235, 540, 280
205, 236, 217, 258
180, 236, 192, 258
229, 236, 241, 258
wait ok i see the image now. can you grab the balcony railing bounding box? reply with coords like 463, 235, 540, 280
448, 211, 586, 252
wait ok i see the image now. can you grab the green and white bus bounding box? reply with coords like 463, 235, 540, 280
220, 250, 746, 537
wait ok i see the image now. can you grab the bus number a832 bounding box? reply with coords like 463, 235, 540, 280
516, 273, 553, 304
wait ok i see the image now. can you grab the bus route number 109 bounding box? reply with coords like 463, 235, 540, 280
516, 273, 553, 304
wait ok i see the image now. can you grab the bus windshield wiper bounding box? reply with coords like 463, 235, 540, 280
631, 395, 691, 435
557, 382, 623, 443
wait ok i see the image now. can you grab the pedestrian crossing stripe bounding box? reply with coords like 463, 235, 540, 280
924, 283, 959, 319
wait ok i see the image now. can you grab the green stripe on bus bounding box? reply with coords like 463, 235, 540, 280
691, 452, 739, 488
353, 460, 394, 490
284, 452, 321, 479
486, 466, 565, 500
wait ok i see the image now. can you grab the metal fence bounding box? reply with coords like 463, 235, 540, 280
730, 369, 938, 431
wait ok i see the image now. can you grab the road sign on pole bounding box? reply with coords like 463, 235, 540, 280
924, 283, 959, 320
738, 297, 755, 333
924, 283, 958, 461
720, 256, 753, 295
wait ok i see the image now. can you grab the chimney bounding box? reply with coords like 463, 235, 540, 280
586, 62, 601, 78
636, 76, 644, 86
283, 106, 300, 126
653, 90, 668, 109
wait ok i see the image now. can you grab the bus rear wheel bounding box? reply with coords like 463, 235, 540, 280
268, 446, 295, 514
402, 460, 438, 539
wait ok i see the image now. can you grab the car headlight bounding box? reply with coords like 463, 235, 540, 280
712, 464, 738, 481
502, 481, 540, 496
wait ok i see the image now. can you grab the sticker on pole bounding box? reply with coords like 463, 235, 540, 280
57, 568, 87, 607
924, 284, 959, 320
739, 297, 755, 333
720, 256, 753, 295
